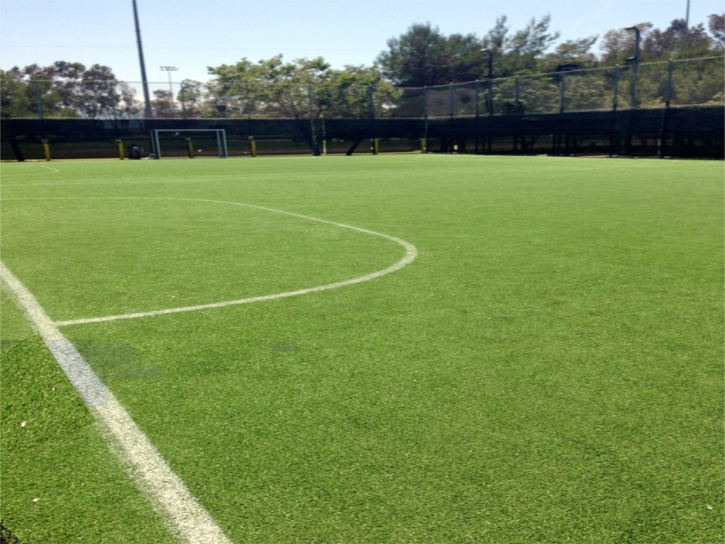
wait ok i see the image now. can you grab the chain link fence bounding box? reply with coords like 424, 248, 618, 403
2, 57, 722, 121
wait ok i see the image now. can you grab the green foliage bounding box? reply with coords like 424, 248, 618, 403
0, 62, 138, 119
203, 55, 400, 119
376, 23, 485, 86
0, 336, 174, 542
1, 15, 723, 120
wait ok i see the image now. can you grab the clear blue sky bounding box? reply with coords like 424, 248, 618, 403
1, 0, 721, 88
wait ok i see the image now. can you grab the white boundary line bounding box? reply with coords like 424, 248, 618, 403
1, 196, 417, 542
39, 165, 60, 173
0, 261, 232, 544
5, 197, 418, 326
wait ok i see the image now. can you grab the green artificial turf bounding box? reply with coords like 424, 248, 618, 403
1, 155, 722, 542
0, 318, 174, 541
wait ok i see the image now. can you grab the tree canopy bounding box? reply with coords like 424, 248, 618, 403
0, 61, 138, 118
1, 13, 722, 119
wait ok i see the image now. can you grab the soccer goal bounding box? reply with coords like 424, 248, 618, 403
150, 129, 228, 159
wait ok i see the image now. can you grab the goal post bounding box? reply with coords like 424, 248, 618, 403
150, 129, 228, 159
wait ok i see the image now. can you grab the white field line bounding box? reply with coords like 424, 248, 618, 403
39, 165, 60, 173
0, 261, 232, 544
4, 197, 417, 327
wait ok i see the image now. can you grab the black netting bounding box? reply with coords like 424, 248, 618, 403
2, 62, 722, 163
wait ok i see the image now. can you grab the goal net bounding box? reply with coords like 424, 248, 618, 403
150, 129, 228, 159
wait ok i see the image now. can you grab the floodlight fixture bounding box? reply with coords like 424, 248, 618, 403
480, 48, 494, 79
624, 26, 641, 63
624, 26, 641, 109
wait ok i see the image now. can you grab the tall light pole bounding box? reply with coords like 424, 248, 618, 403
160, 66, 178, 115
624, 25, 641, 155
132, 0, 152, 119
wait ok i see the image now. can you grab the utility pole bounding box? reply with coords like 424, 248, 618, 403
132, 0, 153, 119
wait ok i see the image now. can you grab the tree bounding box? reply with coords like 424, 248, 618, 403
499, 15, 560, 74
600, 23, 654, 65
376, 23, 485, 86
708, 14, 724, 50
176, 79, 207, 117
151, 89, 175, 118
0, 62, 138, 118
205, 55, 399, 119
377, 16, 560, 85
643, 19, 711, 59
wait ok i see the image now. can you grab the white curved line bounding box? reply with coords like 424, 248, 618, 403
39, 165, 60, 173
4, 197, 417, 326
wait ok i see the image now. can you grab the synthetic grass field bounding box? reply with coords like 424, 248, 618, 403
1, 155, 722, 542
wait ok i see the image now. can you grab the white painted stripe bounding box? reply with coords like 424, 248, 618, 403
0, 261, 232, 544
3, 197, 417, 327
39, 165, 60, 173
44, 339, 108, 405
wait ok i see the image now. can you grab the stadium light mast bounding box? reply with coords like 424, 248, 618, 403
160, 66, 178, 113
132, 0, 153, 119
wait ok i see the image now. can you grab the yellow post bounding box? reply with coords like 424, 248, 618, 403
186, 137, 194, 158
249, 136, 257, 157
373, 138, 379, 155
420, 138, 426, 153
116, 139, 125, 160
42, 138, 51, 161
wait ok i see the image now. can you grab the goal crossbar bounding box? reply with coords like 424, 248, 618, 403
150, 129, 228, 159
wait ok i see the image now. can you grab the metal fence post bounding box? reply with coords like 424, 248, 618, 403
559, 72, 566, 114
34, 80, 44, 121
474, 80, 480, 154
487, 78, 493, 154
659, 59, 674, 158
423, 86, 429, 153
369, 85, 377, 154
448, 83, 454, 153
180, 85, 188, 121
245, 84, 253, 144
609, 65, 620, 157
514, 76, 520, 111
308, 84, 319, 156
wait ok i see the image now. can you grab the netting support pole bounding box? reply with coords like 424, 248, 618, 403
659, 59, 673, 158
308, 85, 320, 156
180, 85, 188, 121
368, 86, 377, 155
514, 76, 520, 154
487, 78, 493, 154
474, 80, 480, 154
626, 48, 640, 155
423, 86, 429, 154
449, 83, 454, 154
321, 115, 328, 155
34, 81, 44, 122
609, 65, 620, 157
559, 73, 566, 114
